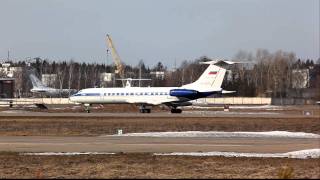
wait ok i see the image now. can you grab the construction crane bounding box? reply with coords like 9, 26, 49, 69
105, 34, 151, 87
106, 34, 125, 81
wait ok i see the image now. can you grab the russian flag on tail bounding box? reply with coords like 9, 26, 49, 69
208, 71, 217, 75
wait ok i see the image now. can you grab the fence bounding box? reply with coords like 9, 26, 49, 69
271, 98, 316, 105
197, 97, 272, 105
0, 98, 75, 106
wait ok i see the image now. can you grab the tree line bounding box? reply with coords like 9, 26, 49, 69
3, 49, 320, 99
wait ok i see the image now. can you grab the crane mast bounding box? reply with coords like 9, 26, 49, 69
106, 34, 125, 79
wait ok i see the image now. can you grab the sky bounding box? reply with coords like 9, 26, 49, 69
0, 0, 319, 68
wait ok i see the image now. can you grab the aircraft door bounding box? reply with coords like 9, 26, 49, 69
101, 93, 105, 103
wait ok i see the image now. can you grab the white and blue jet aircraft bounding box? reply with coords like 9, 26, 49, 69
69, 60, 236, 113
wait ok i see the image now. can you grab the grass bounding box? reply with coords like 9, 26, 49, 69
0, 152, 319, 179
0, 115, 319, 136
278, 165, 295, 179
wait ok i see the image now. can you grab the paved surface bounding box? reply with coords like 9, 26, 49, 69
0, 110, 315, 118
0, 136, 319, 153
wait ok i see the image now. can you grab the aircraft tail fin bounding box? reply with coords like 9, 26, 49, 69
29, 74, 46, 88
182, 62, 227, 92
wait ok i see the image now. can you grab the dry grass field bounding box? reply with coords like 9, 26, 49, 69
0, 115, 319, 136
0, 152, 319, 179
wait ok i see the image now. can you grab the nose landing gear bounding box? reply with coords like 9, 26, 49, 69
84, 104, 91, 113
139, 105, 151, 113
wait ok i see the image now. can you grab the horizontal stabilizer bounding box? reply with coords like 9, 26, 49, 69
116, 78, 151, 81
222, 90, 236, 94
199, 60, 239, 65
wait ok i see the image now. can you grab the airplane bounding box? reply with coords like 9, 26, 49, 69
69, 60, 237, 113
29, 73, 77, 97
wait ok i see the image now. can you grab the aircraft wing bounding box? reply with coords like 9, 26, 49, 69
126, 97, 193, 107
126, 98, 165, 106
0, 98, 35, 102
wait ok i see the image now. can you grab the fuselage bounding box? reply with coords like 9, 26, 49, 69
70, 87, 179, 104
69, 86, 221, 105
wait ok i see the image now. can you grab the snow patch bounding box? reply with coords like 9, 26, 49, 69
154, 149, 320, 159
21, 152, 115, 156
112, 131, 320, 139
183, 111, 280, 115
186, 105, 283, 110
229, 105, 282, 110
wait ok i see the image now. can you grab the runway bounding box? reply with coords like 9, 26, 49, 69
0, 111, 314, 118
0, 135, 319, 154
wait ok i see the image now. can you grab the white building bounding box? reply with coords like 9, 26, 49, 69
0, 63, 23, 78
100, 73, 115, 82
150, 71, 165, 80
42, 74, 57, 87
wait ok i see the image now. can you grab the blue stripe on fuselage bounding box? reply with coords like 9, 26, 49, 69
72, 93, 101, 97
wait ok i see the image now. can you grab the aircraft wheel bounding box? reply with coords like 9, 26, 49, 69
171, 108, 182, 113
140, 109, 151, 113
84, 104, 91, 113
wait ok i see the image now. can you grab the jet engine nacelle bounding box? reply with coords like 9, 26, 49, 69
169, 89, 199, 97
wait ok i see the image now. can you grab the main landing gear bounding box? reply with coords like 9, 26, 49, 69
139, 105, 151, 113
171, 107, 182, 113
84, 104, 91, 113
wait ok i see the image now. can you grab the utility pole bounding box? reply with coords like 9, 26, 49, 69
139, 61, 142, 87
182, 68, 184, 85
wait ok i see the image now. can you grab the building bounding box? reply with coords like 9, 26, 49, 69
42, 74, 57, 87
0, 63, 23, 78
150, 71, 165, 80
99, 73, 115, 87
100, 73, 115, 82
0, 78, 15, 98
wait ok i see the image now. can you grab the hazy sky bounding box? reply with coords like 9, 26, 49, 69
0, 0, 319, 67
